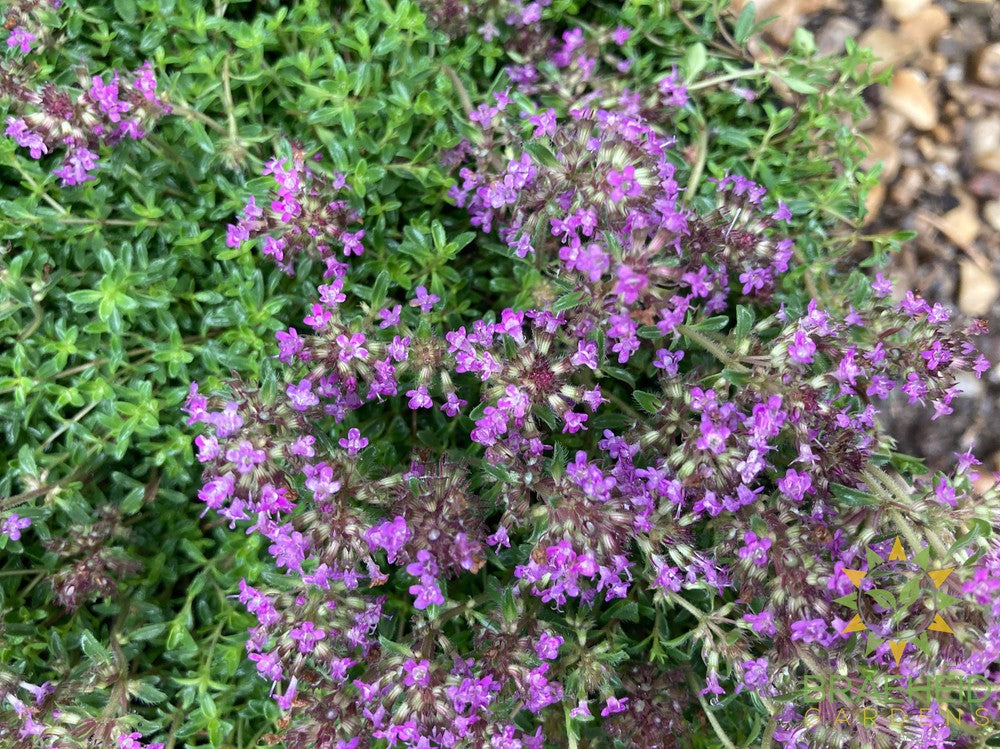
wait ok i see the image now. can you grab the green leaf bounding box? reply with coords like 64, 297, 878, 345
66, 290, 102, 305
866, 589, 897, 612
17, 444, 37, 477
830, 483, 879, 507
734, 2, 756, 44
897, 576, 922, 610
735, 305, 755, 340
552, 290, 587, 312
777, 73, 820, 95
684, 42, 707, 83
632, 390, 663, 414
79, 631, 111, 664
371, 270, 391, 310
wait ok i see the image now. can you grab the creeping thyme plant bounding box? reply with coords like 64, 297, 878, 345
4, 0, 1000, 747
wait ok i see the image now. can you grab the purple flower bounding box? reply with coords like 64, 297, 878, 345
198, 474, 235, 515
249, 650, 284, 682
440, 391, 467, 417
225, 440, 267, 474
615, 265, 648, 304
7, 28, 36, 54
118, 732, 164, 749
2, 513, 31, 541
790, 618, 828, 644
778, 469, 813, 503
737, 658, 769, 692
700, 670, 726, 697
737, 531, 772, 566
378, 305, 401, 328
921, 340, 951, 371
562, 410, 588, 434
606, 165, 642, 202
739, 267, 770, 295
303, 461, 341, 501
402, 658, 432, 687
788, 329, 816, 364
525, 108, 557, 139
486, 525, 511, 550
654, 562, 683, 593
275, 676, 298, 710
872, 273, 894, 296
289, 621, 326, 653
744, 610, 777, 637
337, 332, 368, 362
600, 696, 629, 717
275, 327, 305, 362
772, 201, 792, 223
653, 348, 684, 375
534, 632, 563, 660
342, 229, 365, 256
611, 25, 631, 45
406, 384, 432, 410
571, 339, 599, 369
411, 285, 440, 313
658, 66, 688, 107
286, 378, 319, 411
366, 516, 411, 564
338, 427, 368, 455
267, 525, 310, 572
570, 699, 592, 719
408, 576, 445, 610
53, 145, 99, 186
5, 117, 46, 158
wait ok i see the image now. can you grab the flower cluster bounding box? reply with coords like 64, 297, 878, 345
3, 0, 59, 56
1, 4, 170, 187
225, 142, 364, 274
187, 110, 1000, 749
0, 670, 163, 748
184, 18, 1000, 749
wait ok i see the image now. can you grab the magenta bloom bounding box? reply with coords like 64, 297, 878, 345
606, 165, 641, 202
411, 285, 440, 313
562, 410, 588, 434
406, 384, 432, 409
7, 28, 36, 54
402, 658, 432, 687
611, 25, 631, 45
289, 621, 326, 653
336, 332, 368, 362
338, 427, 368, 455
2, 513, 31, 541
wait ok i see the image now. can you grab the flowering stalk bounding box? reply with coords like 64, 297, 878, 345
1, 0, 170, 187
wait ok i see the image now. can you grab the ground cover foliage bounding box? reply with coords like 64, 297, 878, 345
3, 0, 999, 747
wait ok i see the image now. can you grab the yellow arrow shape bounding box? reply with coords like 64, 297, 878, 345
888, 640, 907, 665
888, 537, 907, 561
927, 568, 954, 589
843, 569, 867, 588
928, 614, 954, 634
840, 614, 867, 634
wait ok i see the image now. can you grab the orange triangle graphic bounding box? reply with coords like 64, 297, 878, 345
888, 537, 907, 561
928, 614, 954, 634
927, 568, 954, 589
888, 640, 907, 665
841, 614, 867, 634
843, 569, 867, 588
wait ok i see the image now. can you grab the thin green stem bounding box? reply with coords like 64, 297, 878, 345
684, 117, 709, 205
169, 101, 228, 134
442, 65, 473, 116
687, 68, 766, 91
676, 324, 750, 373
690, 672, 738, 749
